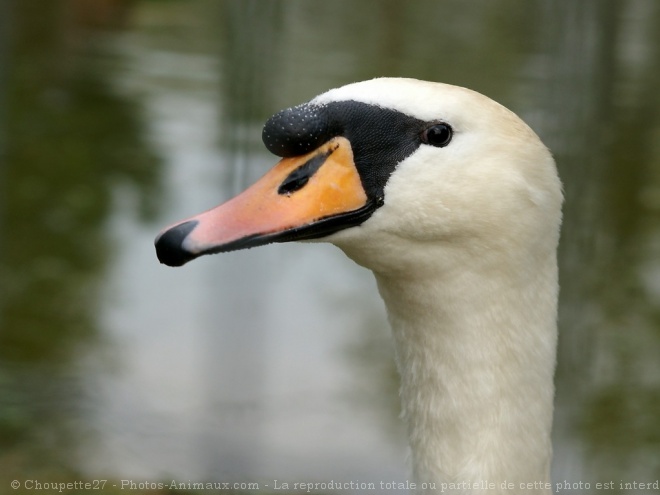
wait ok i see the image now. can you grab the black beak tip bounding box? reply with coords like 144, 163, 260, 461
155, 220, 199, 267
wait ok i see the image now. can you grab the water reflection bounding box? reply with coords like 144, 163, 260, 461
535, 0, 660, 484
1, 0, 659, 492
0, 0, 161, 486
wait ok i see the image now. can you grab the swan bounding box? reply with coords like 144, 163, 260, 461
155, 78, 563, 494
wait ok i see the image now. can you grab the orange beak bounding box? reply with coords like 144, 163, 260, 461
155, 137, 373, 266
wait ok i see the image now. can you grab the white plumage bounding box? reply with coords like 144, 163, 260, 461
319, 79, 562, 493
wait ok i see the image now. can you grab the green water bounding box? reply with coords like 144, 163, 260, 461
1, 0, 659, 492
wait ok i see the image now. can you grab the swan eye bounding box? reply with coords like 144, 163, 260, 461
422, 123, 452, 148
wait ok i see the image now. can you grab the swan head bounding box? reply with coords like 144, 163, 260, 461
155, 78, 562, 274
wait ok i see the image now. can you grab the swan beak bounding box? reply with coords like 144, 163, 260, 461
155, 136, 370, 267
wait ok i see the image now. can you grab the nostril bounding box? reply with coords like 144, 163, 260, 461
278, 171, 310, 196
277, 145, 337, 196
155, 220, 199, 267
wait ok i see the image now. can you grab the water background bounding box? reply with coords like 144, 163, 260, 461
1, 0, 659, 493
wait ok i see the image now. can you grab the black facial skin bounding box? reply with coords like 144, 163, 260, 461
263, 100, 428, 203
156, 100, 433, 266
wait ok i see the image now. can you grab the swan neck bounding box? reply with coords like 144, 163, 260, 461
374, 256, 557, 494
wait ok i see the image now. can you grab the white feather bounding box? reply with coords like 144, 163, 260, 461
320, 78, 563, 494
